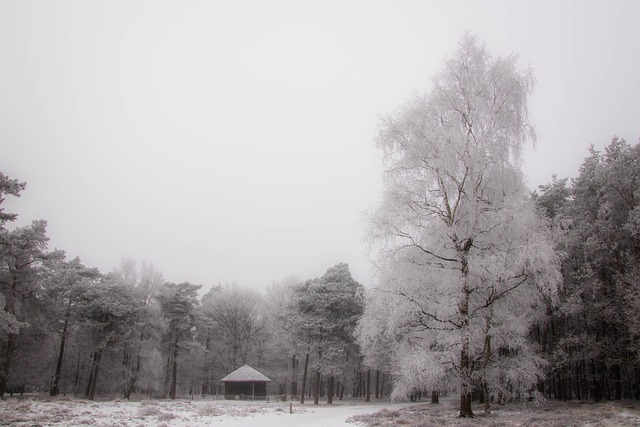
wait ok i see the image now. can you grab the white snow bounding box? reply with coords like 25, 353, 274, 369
0, 396, 402, 427
3, 396, 639, 426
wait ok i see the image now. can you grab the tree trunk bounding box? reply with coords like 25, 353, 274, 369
365, 369, 371, 402
591, 361, 602, 402
612, 364, 622, 400
73, 347, 82, 397
300, 353, 309, 404
87, 349, 102, 400
458, 250, 474, 418
163, 345, 173, 398
313, 369, 320, 405
0, 333, 16, 399
327, 376, 334, 404
290, 354, 298, 398
482, 331, 492, 413
431, 390, 439, 404
375, 370, 380, 399
85, 364, 93, 398
482, 381, 491, 413
51, 306, 71, 397
124, 332, 144, 400
460, 389, 473, 418
170, 341, 178, 399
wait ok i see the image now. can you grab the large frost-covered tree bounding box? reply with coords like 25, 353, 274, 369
358, 34, 561, 417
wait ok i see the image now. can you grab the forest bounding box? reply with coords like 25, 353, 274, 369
1, 35, 639, 419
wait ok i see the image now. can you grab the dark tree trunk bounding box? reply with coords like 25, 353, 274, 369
51, 307, 71, 396
431, 390, 439, 404
170, 342, 178, 399
365, 369, 371, 402
599, 362, 609, 401
0, 333, 17, 399
85, 367, 93, 398
327, 376, 334, 404
290, 354, 298, 398
73, 347, 82, 397
87, 349, 102, 400
582, 360, 589, 401
163, 346, 173, 398
612, 364, 622, 400
634, 366, 640, 400
300, 353, 309, 404
458, 250, 474, 418
313, 369, 320, 405
375, 370, 380, 399
482, 381, 491, 413
124, 332, 145, 400
460, 390, 473, 418
591, 361, 602, 402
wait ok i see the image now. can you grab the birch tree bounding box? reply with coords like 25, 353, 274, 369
360, 34, 561, 417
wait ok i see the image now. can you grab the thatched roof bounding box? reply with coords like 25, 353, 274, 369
220, 365, 271, 383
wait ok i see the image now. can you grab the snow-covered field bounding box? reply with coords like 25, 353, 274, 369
1, 395, 639, 426
351, 398, 640, 426
0, 396, 398, 427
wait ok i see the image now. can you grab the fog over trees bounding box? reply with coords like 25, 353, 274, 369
1, 35, 640, 417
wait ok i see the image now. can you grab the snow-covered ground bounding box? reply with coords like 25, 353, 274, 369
351, 397, 640, 426
1, 395, 640, 426
0, 396, 401, 427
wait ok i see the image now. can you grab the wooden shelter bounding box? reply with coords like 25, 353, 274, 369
220, 365, 271, 400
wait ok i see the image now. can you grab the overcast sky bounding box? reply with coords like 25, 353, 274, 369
2, 0, 639, 291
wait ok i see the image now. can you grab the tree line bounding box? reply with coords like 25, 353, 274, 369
0, 177, 373, 401
533, 137, 640, 402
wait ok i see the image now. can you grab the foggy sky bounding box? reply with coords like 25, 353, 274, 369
1, 0, 639, 291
